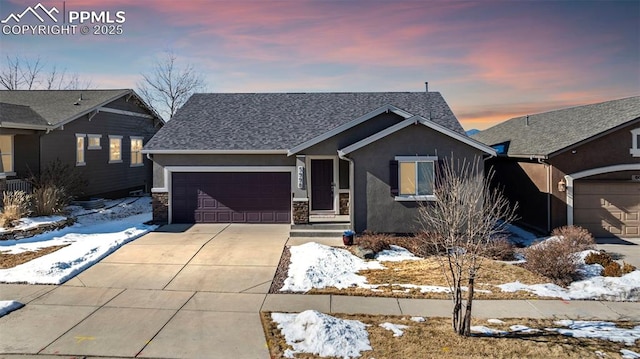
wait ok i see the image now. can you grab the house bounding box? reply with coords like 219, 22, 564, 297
0, 89, 164, 198
143, 90, 496, 233
472, 96, 640, 238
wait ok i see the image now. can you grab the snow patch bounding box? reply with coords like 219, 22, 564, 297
375, 245, 420, 262
280, 242, 383, 292
471, 325, 507, 335
487, 319, 505, 325
272, 310, 371, 359
380, 322, 409, 337
410, 316, 426, 323
550, 320, 640, 346
0, 215, 67, 234
0, 300, 24, 317
621, 349, 640, 358
498, 271, 640, 301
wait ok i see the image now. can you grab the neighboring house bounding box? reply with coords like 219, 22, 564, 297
143, 90, 496, 233
0, 90, 164, 198
473, 96, 640, 238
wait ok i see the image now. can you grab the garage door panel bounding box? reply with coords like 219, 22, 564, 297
172, 172, 291, 224
574, 181, 640, 238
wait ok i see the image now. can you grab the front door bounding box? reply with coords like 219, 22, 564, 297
311, 159, 334, 211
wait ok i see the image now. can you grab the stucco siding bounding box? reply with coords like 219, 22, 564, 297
303, 113, 405, 155
347, 123, 486, 233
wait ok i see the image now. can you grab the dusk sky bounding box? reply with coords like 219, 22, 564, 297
1, 0, 638, 129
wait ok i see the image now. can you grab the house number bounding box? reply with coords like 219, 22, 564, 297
297, 166, 305, 189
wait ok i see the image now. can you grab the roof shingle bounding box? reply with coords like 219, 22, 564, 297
472, 96, 640, 157
144, 92, 464, 151
0, 89, 131, 127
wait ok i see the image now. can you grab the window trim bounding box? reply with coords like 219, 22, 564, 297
108, 135, 123, 164
87, 134, 102, 150
75, 133, 86, 167
0, 134, 15, 174
630, 128, 640, 157
130, 136, 144, 167
394, 156, 437, 201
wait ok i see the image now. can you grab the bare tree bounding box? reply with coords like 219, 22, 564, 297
137, 51, 206, 121
0, 56, 24, 90
418, 156, 517, 336
0, 56, 91, 90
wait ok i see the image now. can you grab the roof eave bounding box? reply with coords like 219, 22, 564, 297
0, 122, 50, 131
339, 115, 497, 157
142, 149, 288, 155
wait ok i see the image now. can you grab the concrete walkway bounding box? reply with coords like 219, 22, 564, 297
0, 224, 638, 358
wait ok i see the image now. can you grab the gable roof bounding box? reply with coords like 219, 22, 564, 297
143, 92, 466, 152
0, 89, 161, 130
338, 115, 496, 157
0, 102, 48, 128
472, 96, 640, 158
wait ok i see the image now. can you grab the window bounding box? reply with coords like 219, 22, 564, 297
75, 134, 85, 166
0, 135, 14, 173
130, 137, 143, 166
87, 134, 102, 150
109, 135, 122, 163
631, 128, 640, 157
393, 156, 437, 201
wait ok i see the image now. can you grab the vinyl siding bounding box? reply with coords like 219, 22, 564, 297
39, 110, 158, 197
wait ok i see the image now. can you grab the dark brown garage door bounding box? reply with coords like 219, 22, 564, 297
172, 172, 291, 223
574, 181, 640, 238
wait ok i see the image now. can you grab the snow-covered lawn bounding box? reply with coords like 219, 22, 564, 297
0, 197, 156, 284
280, 242, 640, 301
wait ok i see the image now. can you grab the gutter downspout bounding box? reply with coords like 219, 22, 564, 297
338, 151, 355, 231
537, 157, 552, 233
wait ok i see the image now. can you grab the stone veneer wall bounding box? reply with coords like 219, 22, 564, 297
152, 192, 169, 223
339, 193, 349, 215
292, 200, 309, 224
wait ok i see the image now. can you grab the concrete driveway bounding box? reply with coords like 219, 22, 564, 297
0, 223, 291, 359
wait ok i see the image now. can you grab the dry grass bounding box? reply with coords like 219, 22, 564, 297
0, 245, 68, 269
261, 312, 637, 358
308, 257, 550, 300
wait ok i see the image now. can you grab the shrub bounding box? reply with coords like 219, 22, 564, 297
622, 262, 637, 275
354, 232, 393, 253
523, 237, 582, 286
413, 232, 448, 257
481, 237, 516, 261
32, 185, 67, 216
550, 225, 595, 251
27, 159, 87, 215
1, 190, 32, 227
603, 262, 623, 277
394, 235, 435, 258
584, 251, 613, 267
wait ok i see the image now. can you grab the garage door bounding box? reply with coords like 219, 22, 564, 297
171, 172, 291, 223
574, 181, 640, 237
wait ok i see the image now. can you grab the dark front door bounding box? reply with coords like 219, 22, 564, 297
311, 159, 334, 211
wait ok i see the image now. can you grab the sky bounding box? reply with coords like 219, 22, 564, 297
0, 0, 638, 129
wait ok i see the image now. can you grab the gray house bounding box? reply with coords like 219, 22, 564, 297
0, 89, 164, 198
144, 90, 495, 233
473, 96, 640, 238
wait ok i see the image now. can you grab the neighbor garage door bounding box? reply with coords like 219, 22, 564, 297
171, 172, 291, 223
573, 181, 640, 237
